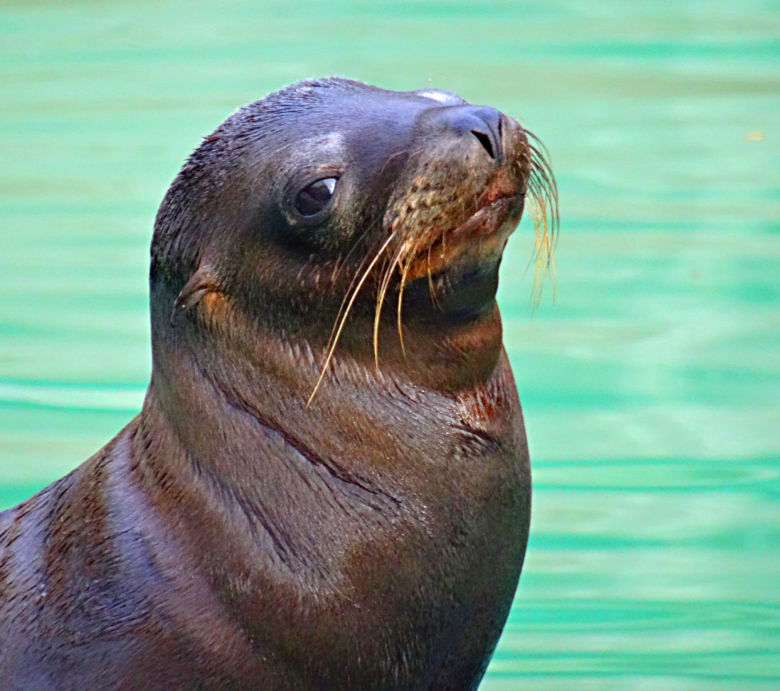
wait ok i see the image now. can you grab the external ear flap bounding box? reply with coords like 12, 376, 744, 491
171, 266, 219, 323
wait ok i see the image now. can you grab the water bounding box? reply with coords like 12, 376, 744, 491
1, 1, 778, 687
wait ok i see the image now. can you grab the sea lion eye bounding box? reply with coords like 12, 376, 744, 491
294, 177, 337, 216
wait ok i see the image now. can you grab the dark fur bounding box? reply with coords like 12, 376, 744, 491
0, 78, 532, 690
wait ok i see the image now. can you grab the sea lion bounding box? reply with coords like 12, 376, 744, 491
0, 78, 557, 690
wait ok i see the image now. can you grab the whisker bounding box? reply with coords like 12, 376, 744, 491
396, 257, 412, 357
373, 243, 406, 368
308, 231, 396, 405
427, 243, 441, 310
330, 207, 384, 283
519, 128, 559, 308
324, 211, 386, 357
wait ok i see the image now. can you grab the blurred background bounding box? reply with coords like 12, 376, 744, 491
1, 1, 777, 687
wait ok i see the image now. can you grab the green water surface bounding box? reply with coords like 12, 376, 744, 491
1, 1, 778, 687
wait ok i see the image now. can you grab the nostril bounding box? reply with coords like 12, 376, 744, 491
442, 106, 504, 160
471, 129, 495, 159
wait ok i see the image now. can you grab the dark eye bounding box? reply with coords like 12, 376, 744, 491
294, 177, 337, 216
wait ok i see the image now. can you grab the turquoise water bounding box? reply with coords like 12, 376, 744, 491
1, 1, 778, 687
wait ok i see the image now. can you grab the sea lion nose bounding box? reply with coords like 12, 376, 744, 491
442, 106, 504, 161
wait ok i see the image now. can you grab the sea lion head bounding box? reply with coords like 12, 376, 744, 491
149, 78, 556, 398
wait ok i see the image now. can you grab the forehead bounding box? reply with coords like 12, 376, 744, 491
255, 80, 469, 137
237, 80, 476, 176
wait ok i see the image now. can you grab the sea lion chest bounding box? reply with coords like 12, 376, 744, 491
167, 355, 531, 689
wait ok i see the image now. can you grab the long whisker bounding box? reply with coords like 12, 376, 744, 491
520, 128, 559, 307
308, 231, 396, 405
330, 207, 384, 288
526, 131, 559, 233
373, 243, 406, 368
528, 143, 559, 238
331, 208, 385, 283
323, 210, 386, 358
530, 196, 550, 307
396, 256, 412, 357
530, 193, 552, 307
426, 243, 441, 310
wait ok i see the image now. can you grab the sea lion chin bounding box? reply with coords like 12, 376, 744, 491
0, 77, 556, 690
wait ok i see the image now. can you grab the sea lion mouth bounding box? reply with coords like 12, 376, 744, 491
404, 192, 523, 283
388, 193, 521, 323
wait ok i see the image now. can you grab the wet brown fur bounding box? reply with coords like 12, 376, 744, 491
0, 78, 555, 690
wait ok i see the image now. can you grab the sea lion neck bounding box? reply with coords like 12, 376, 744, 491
149, 271, 505, 416
138, 308, 471, 542
139, 303, 515, 530
142, 278, 506, 507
